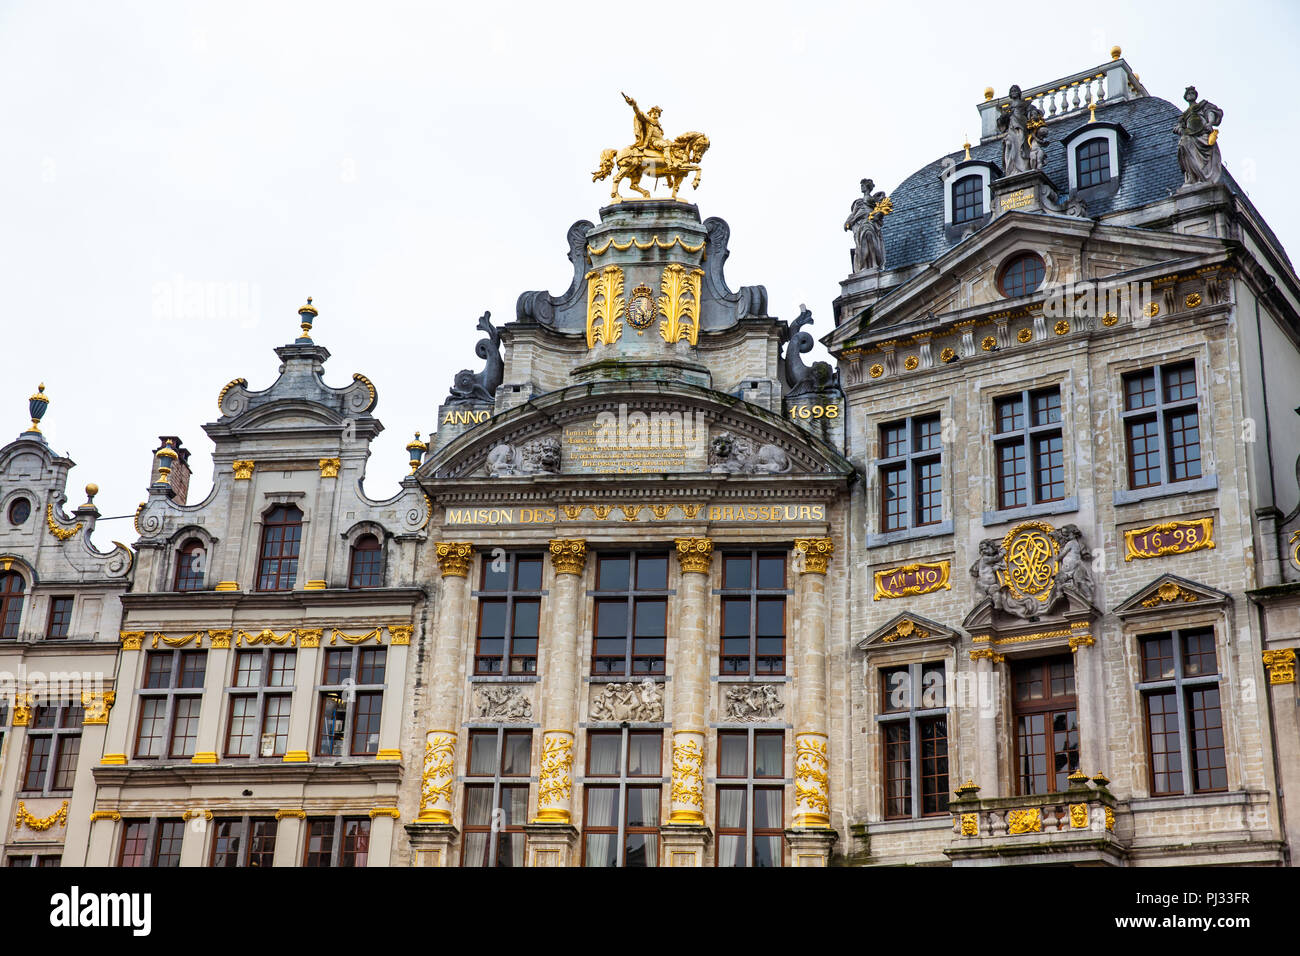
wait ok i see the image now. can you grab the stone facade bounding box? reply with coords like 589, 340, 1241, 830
2, 51, 1299, 867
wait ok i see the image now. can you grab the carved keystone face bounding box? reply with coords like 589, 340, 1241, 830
710, 434, 734, 458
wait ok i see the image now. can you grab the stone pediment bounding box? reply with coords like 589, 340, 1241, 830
857, 612, 960, 652
1115, 573, 1229, 619
424, 382, 853, 482
828, 215, 1229, 349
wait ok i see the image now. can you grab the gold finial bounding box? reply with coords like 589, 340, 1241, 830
1110, 45, 1122, 61
298, 297, 318, 339
1088, 89, 1098, 123
406, 431, 428, 473
27, 383, 49, 433
962, 136, 971, 161
85, 483, 99, 499
983, 87, 994, 101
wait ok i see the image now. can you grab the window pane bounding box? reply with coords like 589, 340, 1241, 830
263, 696, 292, 756
584, 786, 618, 828
880, 421, 907, 458
515, 557, 543, 590
882, 668, 911, 713
584, 832, 618, 868
357, 648, 386, 685
997, 440, 1027, 509
135, 698, 166, 757
1188, 686, 1227, 792
753, 787, 782, 828
1033, 434, 1064, 502
717, 787, 746, 829
234, 652, 262, 688
512, 600, 540, 637
1182, 629, 1217, 676
624, 832, 657, 868
267, 651, 295, 688
226, 696, 257, 756
119, 821, 148, 867
754, 733, 783, 778
915, 415, 941, 453
594, 600, 628, 637
1146, 690, 1183, 795
756, 599, 784, 636
351, 693, 382, 754
170, 697, 202, 757
153, 820, 184, 866
322, 649, 351, 685
465, 785, 494, 827
634, 600, 666, 636
340, 819, 369, 867
627, 732, 661, 776
753, 835, 782, 867
636, 556, 668, 590
248, 819, 277, 867
723, 555, 751, 589
587, 733, 621, 776
882, 464, 907, 531
884, 722, 911, 818
304, 819, 334, 866
915, 458, 942, 525
1124, 370, 1157, 411
502, 732, 531, 775
1030, 388, 1061, 426
178, 652, 206, 689
144, 654, 171, 689
716, 833, 745, 867
625, 786, 660, 827
211, 819, 242, 867
722, 599, 750, 638
23, 736, 51, 791
1163, 362, 1197, 403
482, 558, 508, 591
757, 556, 784, 589
1166, 410, 1201, 481
597, 557, 629, 591
920, 664, 946, 708
1077, 137, 1111, 188
1141, 636, 1176, 681
718, 733, 747, 777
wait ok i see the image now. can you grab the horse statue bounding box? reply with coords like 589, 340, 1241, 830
592, 94, 710, 201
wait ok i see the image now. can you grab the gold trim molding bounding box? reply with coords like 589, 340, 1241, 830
45, 504, 82, 541
1141, 581, 1199, 607
15, 800, 68, 831
881, 618, 930, 643
585, 265, 625, 348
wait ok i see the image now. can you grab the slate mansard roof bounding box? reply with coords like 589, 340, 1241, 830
879, 94, 1287, 274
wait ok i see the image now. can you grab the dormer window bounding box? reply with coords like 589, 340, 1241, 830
1076, 138, 1111, 188
952, 175, 984, 224
1063, 122, 1126, 194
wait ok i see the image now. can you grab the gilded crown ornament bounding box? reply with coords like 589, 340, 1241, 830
297, 296, 318, 340
592, 93, 709, 202
406, 432, 428, 473
27, 383, 49, 434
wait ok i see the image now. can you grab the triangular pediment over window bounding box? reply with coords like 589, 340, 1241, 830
857, 612, 959, 652
1115, 573, 1229, 619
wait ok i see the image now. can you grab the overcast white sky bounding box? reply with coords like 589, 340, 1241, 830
2, 0, 1297, 543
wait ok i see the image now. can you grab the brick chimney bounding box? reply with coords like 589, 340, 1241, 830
151, 436, 192, 504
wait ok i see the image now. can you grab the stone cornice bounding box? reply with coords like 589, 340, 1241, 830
120, 586, 426, 613
92, 761, 404, 788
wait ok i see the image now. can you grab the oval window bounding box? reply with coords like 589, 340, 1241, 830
998, 252, 1046, 298
7, 497, 31, 526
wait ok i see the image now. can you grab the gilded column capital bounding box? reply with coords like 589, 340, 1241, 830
674, 537, 714, 575
794, 537, 834, 575
81, 691, 116, 724
1263, 648, 1297, 685
435, 542, 473, 578
232, 459, 255, 480
549, 538, 588, 576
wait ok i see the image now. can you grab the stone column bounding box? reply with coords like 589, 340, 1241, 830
64, 690, 116, 863
408, 542, 472, 866
525, 538, 586, 866
661, 537, 712, 867
1070, 623, 1104, 777
189, 633, 231, 765
100, 632, 145, 764
215, 465, 254, 591
968, 645, 1002, 794
787, 538, 837, 866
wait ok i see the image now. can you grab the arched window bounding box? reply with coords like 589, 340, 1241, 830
1076, 137, 1111, 188
173, 538, 206, 592
952, 175, 984, 224
349, 534, 383, 589
257, 506, 303, 591
1, 572, 26, 639
998, 252, 1046, 298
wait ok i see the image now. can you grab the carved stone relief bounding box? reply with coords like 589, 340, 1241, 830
589, 679, 664, 722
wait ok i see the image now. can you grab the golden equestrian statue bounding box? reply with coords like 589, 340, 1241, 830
592, 93, 710, 202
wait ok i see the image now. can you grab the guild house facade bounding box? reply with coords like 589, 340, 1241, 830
1, 50, 1298, 867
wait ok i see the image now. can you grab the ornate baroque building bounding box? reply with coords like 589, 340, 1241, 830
2, 49, 1298, 866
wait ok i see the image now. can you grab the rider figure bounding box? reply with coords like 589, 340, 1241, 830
622, 92, 675, 166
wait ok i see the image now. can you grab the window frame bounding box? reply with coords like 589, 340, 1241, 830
117, 817, 185, 867
718, 551, 790, 676
315, 645, 387, 758
590, 552, 671, 678
44, 595, 74, 639
173, 538, 206, 592
461, 727, 532, 867
993, 386, 1065, 510
1011, 655, 1080, 795
715, 728, 785, 868
951, 173, 984, 224
255, 505, 303, 592
0, 570, 26, 640
1137, 627, 1227, 797
302, 815, 371, 867
1122, 361, 1202, 491
472, 552, 544, 676
581, 727, 663, 868
347, 533, 384, 589
133, 650, 207, 760
21, 699, 84, 794
876, 662, 949, 819
6, 852, 61, 867
209, 815, 278, 867
1075, 136, 1111, 188
224, 648, 296, 760
997, 252, 1046, 298
876, 414, 943, 533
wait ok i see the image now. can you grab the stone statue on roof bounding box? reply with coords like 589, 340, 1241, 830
996, 85, 1043, 177
844, 178, 890, 272
1175, 86, 1224, 187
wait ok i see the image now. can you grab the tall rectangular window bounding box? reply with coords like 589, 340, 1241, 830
462, 729, 531, 867
22, 701, 83, 793
1139, 627, 1226, 796
45, 596, 73, 639
210, 817, 277, 867
1123, 362, 1202, 490
225, 649, 295, 759
878, 663, 948, 818
582, 729, 662, 867
475, 553, 543, 675
118, 818, 184, 867
994, 386, 1064, 510
256, 505, 303, 591
1012, 656, 1079, 794
134, 651, 206, 759
716, 729, 784, 867
303, 816, 370, 867
1076, 137, 1112, 188
719, 552, 787, 676
877, 414, 942, 532
317, 647, 386, 757
952, 174, 984, 223
591, 553, 669, 677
